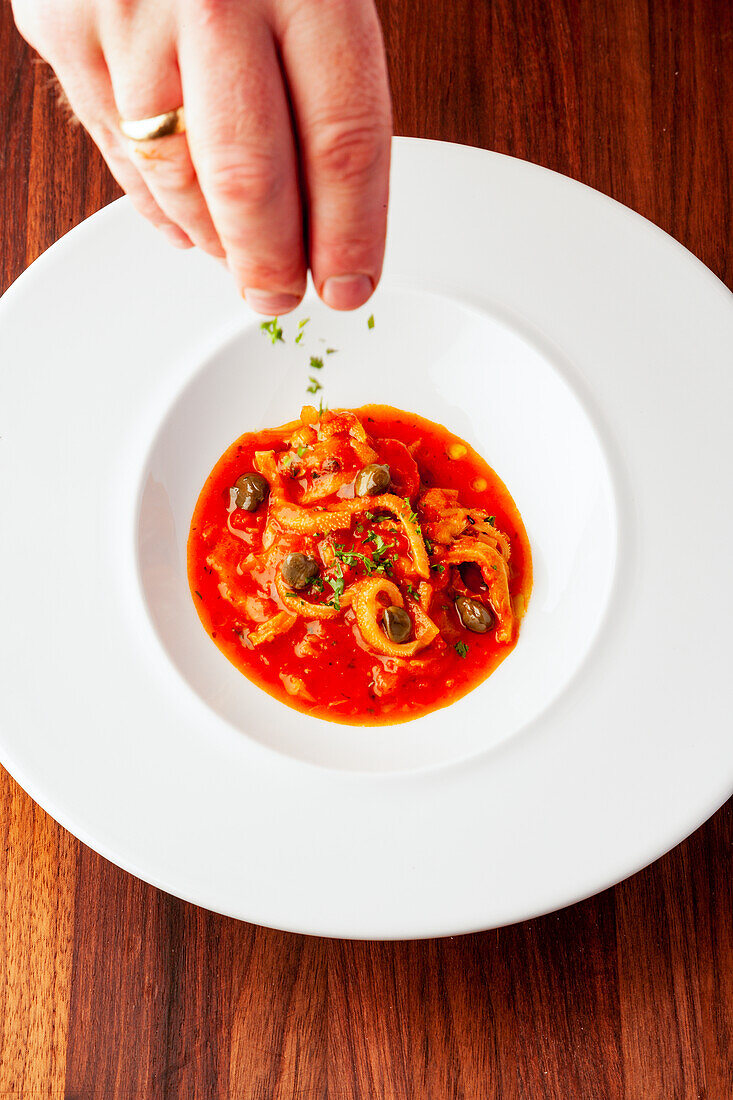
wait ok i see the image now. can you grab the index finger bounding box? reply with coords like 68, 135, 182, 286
277, 0, 392, 310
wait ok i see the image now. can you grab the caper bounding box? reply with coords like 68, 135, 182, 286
233, 472, 269, 512
281, 552, 320, 590
382, 605, 412, 644
354, 463, 391, 497
455, 595, 494, 634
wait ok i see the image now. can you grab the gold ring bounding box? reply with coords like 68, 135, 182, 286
119, 107, 186, 142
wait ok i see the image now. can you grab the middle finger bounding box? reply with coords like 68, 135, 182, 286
179, 3, 306, 314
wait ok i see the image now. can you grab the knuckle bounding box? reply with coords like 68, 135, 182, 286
228, 254, 305, 290
132, 144, 198, 193
204, 154, 287, 212
14, 0, 83, 62
12, 0, 52, 46
310, 120, 389, 186
126, 192, 166, 226
188, 0, 240, 31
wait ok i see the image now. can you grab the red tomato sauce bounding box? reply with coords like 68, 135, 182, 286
187, 405, 532, 725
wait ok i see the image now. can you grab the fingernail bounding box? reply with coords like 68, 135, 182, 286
322, 274, 374, 310
244, 289, 301, 315
160, 224, 193, 249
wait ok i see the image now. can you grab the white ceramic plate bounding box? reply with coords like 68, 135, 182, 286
1, 138, 732, 939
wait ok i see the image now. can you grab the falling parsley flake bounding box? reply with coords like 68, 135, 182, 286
309, 356, 324, 370
298, 317, 310, 328
307, 377, 323, 394
367, 314, 375, 330
260, 317, 284, 344
294, 332, 304, 344
326, 348, 338, 355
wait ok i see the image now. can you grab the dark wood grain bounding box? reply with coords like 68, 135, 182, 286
1, 0, 732, 1096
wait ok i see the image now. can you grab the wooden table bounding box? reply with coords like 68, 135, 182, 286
1, 1, 731, 1095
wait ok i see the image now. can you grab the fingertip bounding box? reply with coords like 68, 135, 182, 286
243, 289, 303, 315
159, 223, 194, 249
320, 273, 374, 310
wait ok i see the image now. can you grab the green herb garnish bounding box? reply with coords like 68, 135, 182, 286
488, 516, 496, 527
307, 377, 323, 394
404, 498, 421, 532
296, 444, 308, 457
327, 562, 345, 609
260, 317, 284, 344
309, 356, 324, 370
298, 317, 310, 328
334, 532, 395, 577
455, 642, 469, 658
431, 563, 445, 573
326, 348, 337, 355
367, 314, 375, 330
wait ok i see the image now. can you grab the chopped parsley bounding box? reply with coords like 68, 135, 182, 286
309, 355, 324, 370
308, 575, 325, 593
362, 531, 389, 555
487, 516, 496, 527
431, 563, 445, 573
294, 332, 304, 344
406, 583, 418, 598
404, 498, 421, 532
424, 536, 434, 555
318, 398, 327, 417
307, 377, 323, 394
334, 533, 395, 576
455, 641, 469, 658
260, 317, 283, 344
367, 314, 375, 329
326, 348, 337, 355
326, 562, 345, 609
298, 317, 310, 328
296, 444, 308, 457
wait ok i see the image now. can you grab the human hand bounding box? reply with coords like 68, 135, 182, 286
12, 0, 392, 314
